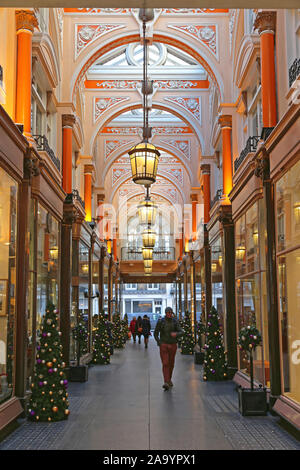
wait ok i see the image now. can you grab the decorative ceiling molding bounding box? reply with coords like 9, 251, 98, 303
168, 24, 218, 60
65, 8, 131, 15
101, 126, 193, 135
161, 9, 228, 14
105, 139, 136, 159
101, 126, 141, 135
94, 96, 130, 122
85, 79, 208, 90
162, 168, 184, 186
160, 139, 191, 160
112, 168, 130, 186
75, 23, 126, 58
164, 96, 201, 122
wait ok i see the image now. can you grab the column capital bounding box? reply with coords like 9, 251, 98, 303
190, 193, 198, 203
84, 164, 94, 175
201, 163, 211, 175
62, 114, 76, 129
254, 11, 276, 35
97, 194, 105, 204
16, 10, 38, 33
218, 114, 232, 129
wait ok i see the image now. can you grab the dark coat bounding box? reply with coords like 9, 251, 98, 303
135, 318, 143, 335
141, 318, 151, 337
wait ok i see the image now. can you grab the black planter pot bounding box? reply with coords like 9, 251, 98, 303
69, 365, 88, 383
194, 351, 205, 365
238, 386, 268, 416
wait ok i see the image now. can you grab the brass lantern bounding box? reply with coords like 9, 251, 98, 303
144, 259, 153, 269
138, 197, 157, 226
142, 227, 156, 248
129, 142, 160, 185
142, 247, 153, 261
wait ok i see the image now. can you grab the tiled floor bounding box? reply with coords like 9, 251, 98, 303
0, 339, 299, 450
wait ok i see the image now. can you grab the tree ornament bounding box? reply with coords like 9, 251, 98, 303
203, 306, 227, 382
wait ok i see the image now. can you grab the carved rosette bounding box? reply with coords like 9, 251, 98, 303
16, 10, 38, 33
218, 114, 232, 129
254, 11, 276, 35
62, 114, 76, 129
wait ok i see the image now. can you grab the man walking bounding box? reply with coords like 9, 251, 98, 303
154, 307, 183, 391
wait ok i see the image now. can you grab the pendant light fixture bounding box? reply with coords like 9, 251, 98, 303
128, 10, 160, 186
138, 187, 157, 226
144, 259, 153, 269
142, 226, 156, 248
142, 247, 153, 261
144, 267, 152, 275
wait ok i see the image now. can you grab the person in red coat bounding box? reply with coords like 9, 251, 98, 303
129, 316, 137, 343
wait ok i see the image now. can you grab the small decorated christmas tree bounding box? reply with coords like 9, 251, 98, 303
28, 303, 70, 422
181, 311, 195, 355
72, 314, 88, 366
203, 306, 227, 381
238, 323, 262, 390
121, 314, 130, 343
112, 312, 124, 349
93, 313, 111, 365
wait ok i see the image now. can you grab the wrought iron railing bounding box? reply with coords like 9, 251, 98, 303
121, 247, 175, 261
289, 58, 300, 88
210, 189, 222, 209
234, 135, 260, 172
33, 134, 61, 171
65, 189, 85, 209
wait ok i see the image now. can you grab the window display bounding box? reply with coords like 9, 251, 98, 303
0, 168, 18, 404
79, 241, 89, 353
195, 257, 205, 322
103, 263, 109, 316
235, 200, 269, 386
211, 236, 224, 333
276, 159, 300, 404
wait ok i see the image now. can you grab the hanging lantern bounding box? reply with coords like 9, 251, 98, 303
144, 267, 152, 274
142, 227, 156, 248
236, 245, 245, 260
128, 142, 160, 185
144, 259, 153, 269
138, 198, 157, 225
142, 247, 153, 261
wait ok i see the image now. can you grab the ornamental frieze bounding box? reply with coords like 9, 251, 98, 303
163, 168, 184, 186
160, 139, 191, 160
112, 168, 130, 186
168, 24, 218, 59
85, 79, 207, 90
105, 139, 136, 159
76, 23, 125, 57
94, 96, 129, 122
164, 96, 201, 122
101, 126, 192, 135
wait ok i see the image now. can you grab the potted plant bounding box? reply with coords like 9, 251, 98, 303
69, 315, 89, 382
194, 320, 206, 365
238, 324, 267, 416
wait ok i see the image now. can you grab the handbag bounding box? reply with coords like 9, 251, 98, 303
138, 327, 143, 333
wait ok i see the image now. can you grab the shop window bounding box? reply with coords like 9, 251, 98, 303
211, 236, 224, 334
195, 257, 205, 322
236, 200, 269, 386
0, 168, 18, 404
36, 206, 60, 341
276, 158, 300, 405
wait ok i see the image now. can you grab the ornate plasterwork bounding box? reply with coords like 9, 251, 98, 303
158, 154, 180, 163
94, 80, 139, 90
160, 139, 191, 160
101, 127, 140, 135
94, 96, 129, 122
112, 168, 130, 186
168, 24, 218, 59
75, 23, 125, 57
152, 127, 192, 135
229, 10, 237, 55
105, 139, 135, 159
115, 156, 131, 164
101, 126, 192, 135
65, 8, 131, 14
162, 9, 228, 14
162, 168, 183, 186
88, 80, 201, 90
164, 96, 201, 122
154, 80, 198, 90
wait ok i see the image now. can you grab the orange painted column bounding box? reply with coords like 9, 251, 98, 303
218, 115, 233, 203
191, 194, 198, 241
113, 237, 117, 262
254, 11, 277, 128
62, 115, 76, 194
97, 194, 105, 240
15, 10, 38, 139
201, 164, 211, 224
84, 165, 93, 222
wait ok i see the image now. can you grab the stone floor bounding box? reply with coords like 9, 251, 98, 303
0, 338, 299, 450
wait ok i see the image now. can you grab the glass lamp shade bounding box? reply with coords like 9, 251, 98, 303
236, 246, 245, 260
144, 259, 153, 269
138, 198, 157, 225
128, 142, 160, 185
142, 247, 153, 261
142, 227, 156, 248
144, 267, 152, 274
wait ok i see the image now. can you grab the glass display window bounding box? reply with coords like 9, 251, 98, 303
276, 158, 300, 405
195, 256, 204, 322
235, 199, 269, 387
103, 263, 109, 316
211, 235, 224, 334
0, 168, 18, 404
91, 254, 100, 336
36, 206, 60, 342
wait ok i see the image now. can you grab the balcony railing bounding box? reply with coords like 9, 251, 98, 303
33, 134, 60, 171
210, 189, 222, 209
65, 189, 85, 209
289, 58, 300, 88
121, 247, 175, 261
234, 135, 260, 172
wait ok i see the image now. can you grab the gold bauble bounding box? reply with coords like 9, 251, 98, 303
46, 362, 53, 368
48, 417, 52, 422
52, 406, 58, 413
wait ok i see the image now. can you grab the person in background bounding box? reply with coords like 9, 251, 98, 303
129, 316, 137, 343
142, 315, 151, 349
154, 307, 183, 391
135, 316, 143, 344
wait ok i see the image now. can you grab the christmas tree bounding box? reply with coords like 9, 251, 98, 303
28, 303, 70, 422
196, 320, 206, 349
203, 306, 227, 381
112, 312, 124, 349
181, 311, 195, 355
72, 314, 88, 366
93, 313, 111, 364
121, 314, 130, 343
